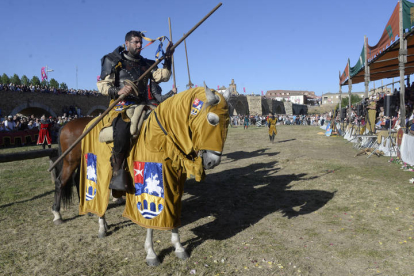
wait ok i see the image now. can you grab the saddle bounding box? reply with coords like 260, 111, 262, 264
99, 104, 155, 143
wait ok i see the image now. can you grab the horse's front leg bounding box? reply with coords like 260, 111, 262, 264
98, 215, 108, 238
145, 228, 161, 266
171, 227, 189, 260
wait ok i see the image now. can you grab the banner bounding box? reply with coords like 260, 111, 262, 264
41, 67, 47, 81
367, 2, 399, 61
339, 62, 349, 85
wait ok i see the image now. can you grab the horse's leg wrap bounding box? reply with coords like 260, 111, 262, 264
98, 215, 108, 238
52, 210, 63, 225
171, 228, 189, 260
145, 229, 160, 266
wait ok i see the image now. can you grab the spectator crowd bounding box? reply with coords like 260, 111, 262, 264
0, 82, 101, 96
0, 112, 94, 147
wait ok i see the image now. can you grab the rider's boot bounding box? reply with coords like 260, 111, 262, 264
109, 152, 133, 193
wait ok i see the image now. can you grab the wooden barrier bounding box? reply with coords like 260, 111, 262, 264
0, 148, 58, 163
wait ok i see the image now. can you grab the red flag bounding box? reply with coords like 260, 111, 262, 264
41, 67, 47, 81
217, 85, 219, 89
97, 75, 101, 82
261, 91, 263, 96
243, 87, 246, 93
195, 85, 198, 88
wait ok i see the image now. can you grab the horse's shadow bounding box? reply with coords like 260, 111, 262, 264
172, 159, 335, 255
222, 148, 280, 162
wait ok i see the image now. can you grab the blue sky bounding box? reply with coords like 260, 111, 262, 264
0, 0, 403, 96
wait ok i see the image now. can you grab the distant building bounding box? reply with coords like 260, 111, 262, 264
265, 90, 320, 105
321, 92, 365, 105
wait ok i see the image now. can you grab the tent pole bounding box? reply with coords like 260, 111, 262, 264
348, 59, 352, 119
364, 36, 369, 99
399, 0, 407, 128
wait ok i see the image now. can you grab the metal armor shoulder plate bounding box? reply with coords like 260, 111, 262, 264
100, 46, 125, 80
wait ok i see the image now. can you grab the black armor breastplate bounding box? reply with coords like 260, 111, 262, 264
117, 55, 152, 102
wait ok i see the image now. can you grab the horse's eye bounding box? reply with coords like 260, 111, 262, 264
207, 112, 219, 126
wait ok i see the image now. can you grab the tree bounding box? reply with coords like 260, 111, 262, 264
21, 75, 29, 86
31, 76, 40, 86
11, 74, 21, 85
341, 94, 361, 108
1, 73, 10, 85
49, 78, 59, 89
60, 82, 68, 90
41, 80, 47, 87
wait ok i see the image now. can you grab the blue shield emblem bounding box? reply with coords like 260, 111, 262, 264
134, 161, 164, 219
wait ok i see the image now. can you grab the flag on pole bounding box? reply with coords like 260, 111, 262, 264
261, 91, 263, 96
243, 87, 246, 93
97, 76, 101, 82
41, 67, 47, 81
217, 85, 219, 89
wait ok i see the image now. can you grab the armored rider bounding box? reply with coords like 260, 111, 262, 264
97, 30, 174, 192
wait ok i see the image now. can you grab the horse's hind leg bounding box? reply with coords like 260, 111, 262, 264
98, 215, 108, 238
145, 229, 161, 266
171, 228, 189, 260
51, 160, 79, 225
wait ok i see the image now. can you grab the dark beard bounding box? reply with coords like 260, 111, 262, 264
127, 50, 141, 59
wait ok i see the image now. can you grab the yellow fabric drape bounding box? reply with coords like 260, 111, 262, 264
78, 87, 229, 230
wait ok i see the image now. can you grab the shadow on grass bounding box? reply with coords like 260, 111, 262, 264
157, 160, 335, 257
275, 138, 296, 144
0, 190, 54, 209
223, 148, 280, 162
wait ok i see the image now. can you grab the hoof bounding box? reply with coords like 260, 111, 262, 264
53, 219, 64, 225
146, 257, 161, 266
98, 231, 106, 239
175, 250, 189, 260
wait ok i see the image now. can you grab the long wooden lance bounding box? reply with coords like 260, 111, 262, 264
168, 17, 176, 88
184, 36, 194, 89
48, 3, 222, 172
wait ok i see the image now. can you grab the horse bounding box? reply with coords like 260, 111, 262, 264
50, 84, 230, 266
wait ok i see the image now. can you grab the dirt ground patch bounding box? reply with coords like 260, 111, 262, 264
1, 125, 413, 275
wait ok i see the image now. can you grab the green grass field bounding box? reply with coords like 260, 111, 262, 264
0, 126, 413, 275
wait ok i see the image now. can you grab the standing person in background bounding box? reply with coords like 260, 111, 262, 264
267, 113, 277, 143
243, 115, 249, 129
37, 115, 52, 149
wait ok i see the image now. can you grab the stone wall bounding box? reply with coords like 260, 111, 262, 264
0, 90, 310, 119
246, 95, 262, 115
228, 95, 249, 116
0, 90, 109, 117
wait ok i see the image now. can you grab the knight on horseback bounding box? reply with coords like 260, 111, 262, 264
97, 30, 175, 192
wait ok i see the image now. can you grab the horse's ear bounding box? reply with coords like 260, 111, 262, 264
204, 81, 219, 105
223, 87, 231, 102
